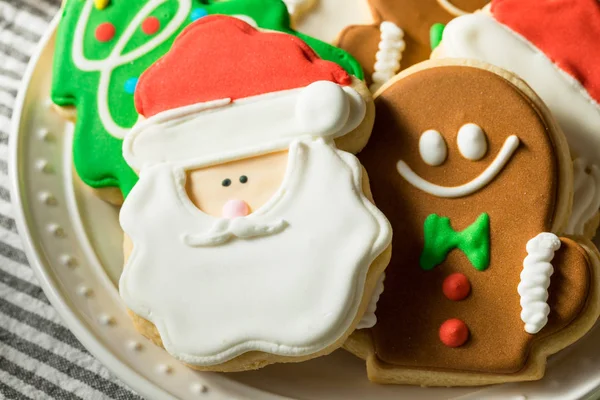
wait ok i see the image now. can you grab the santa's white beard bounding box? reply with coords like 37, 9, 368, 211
119, 140, 391, 366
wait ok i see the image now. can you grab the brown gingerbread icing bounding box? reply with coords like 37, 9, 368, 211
358, 65, 592, 373
337, 0, 489, 85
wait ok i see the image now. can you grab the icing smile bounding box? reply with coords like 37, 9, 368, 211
397, 135, 520, 198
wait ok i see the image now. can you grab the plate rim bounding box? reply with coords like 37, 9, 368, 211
9, 14, 179, 400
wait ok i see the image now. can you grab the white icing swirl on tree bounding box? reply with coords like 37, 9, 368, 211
566, 158, 600, 236
518, 232, 561, 334
370, 21, 405, 93
72, 0, 193, 138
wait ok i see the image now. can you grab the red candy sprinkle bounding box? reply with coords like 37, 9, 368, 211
95, 22, 116, 42
442, 273, 471, 301
142, 17, 160, 35
439, 318, 469, 348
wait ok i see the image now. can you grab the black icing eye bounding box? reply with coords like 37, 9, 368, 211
222, 179, 232, 187
239, 175, 248, 184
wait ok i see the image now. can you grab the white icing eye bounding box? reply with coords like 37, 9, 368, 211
419, 130, 447, 166
457, 123, 487, 161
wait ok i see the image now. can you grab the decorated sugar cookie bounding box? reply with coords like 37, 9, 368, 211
434, 0, 600, 237
336, 0, 489, 91
51, 0, 364, 204
345, 59, 600, 386
119, 16, 391, 372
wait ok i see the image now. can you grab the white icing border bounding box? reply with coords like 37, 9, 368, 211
567, 158, 600, 236
356, 273, 385, 329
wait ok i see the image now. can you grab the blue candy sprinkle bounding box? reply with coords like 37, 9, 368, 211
190, 8, 208, 21
124, 77, 139, 94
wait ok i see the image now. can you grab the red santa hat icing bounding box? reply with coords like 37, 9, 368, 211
123, 15, 365, 170
491, 0, 600, 105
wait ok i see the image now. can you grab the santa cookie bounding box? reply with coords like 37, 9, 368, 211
336, 0, 489, 91
345, 59, 600, 386
51, 0, 365, 205
119, 16, 391, 372
433, 0, 600, 237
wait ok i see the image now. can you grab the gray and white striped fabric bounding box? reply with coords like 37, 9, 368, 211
0, 1, 141, 399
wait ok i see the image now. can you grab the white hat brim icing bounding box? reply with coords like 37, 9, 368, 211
123, 81, 366, 170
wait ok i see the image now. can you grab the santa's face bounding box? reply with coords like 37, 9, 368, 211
185, 151, 288, 218
119, 140, 391, 365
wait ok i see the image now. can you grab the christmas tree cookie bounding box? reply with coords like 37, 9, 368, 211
119, 16, 391, 372
433, 0, 600, 237
51, 0, 364, 204
345, 58, 600, 386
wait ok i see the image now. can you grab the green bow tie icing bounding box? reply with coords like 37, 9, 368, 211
52, 0, 364, 197
420, 213, 490, 271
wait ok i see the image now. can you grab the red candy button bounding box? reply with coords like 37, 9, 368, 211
439, 318, 469, 348
442, 273, 471, 301
95, 22, 116, 42
142, 17, 160, 35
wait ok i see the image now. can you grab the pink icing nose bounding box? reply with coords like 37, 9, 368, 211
222, 199, 250, 219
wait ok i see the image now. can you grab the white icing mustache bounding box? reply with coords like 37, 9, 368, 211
183, 217, 289, 247
396, 135, 520, 198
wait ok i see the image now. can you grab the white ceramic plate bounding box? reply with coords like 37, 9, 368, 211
294, 0, 373, 43
10, 14, 600, 400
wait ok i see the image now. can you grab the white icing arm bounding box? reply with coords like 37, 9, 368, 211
357, 273, 385, 329
518, 233, 561, 334
370, 22, 405, 93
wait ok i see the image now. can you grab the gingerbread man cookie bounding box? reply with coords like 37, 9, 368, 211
434, 0, 600, 237
346, 59, 600, 386
336, 0, 489, 91
119, 16, 391, 372
51, 0, 364, 204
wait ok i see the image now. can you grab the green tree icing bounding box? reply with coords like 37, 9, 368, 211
52, 0, 364, 197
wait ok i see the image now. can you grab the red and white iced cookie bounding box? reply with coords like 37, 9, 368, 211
434, 0, 600, 237
119, 16, 391, 372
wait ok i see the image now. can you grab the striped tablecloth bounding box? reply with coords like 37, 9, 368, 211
0, 1, 141, 399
